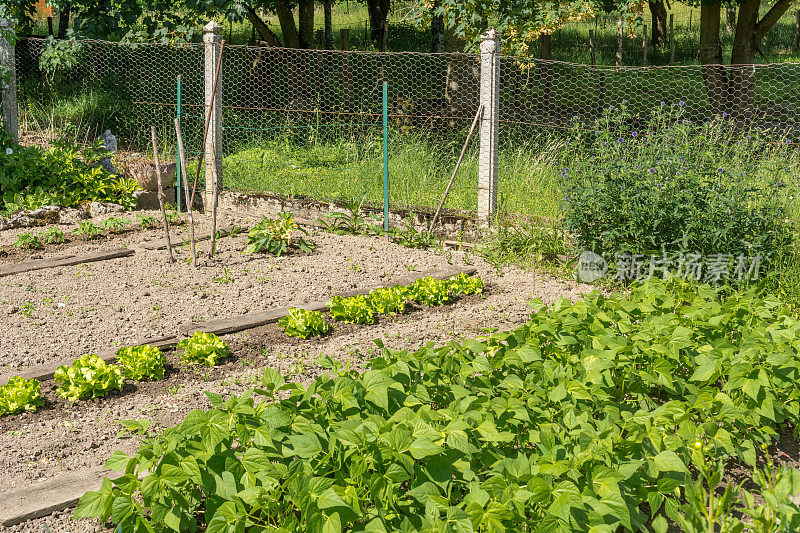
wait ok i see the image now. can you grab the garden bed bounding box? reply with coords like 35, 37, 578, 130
0, 209, 480, 373
0, 258, 590, 532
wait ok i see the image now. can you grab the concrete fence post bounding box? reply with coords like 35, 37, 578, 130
0, 19, 18, 144
203, 20, 223, 207
478, 29, 500, 227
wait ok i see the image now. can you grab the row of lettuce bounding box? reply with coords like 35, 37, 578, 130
72, 277, 800, 532
0, 273, 484, 417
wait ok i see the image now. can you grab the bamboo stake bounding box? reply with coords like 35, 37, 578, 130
150, 126, 174, 263
209, 141, 220, 258
188, 40, 226, 216
175, 118, 197, 267
429, 105, 483, 233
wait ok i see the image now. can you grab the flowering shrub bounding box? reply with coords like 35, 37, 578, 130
562, 104, 792, 276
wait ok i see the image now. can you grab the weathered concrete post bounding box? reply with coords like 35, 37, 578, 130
0, 19, 18, 144
203, 20, 223, 207
478, 29, 500, 227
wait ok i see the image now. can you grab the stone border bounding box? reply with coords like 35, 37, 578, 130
0, 266, 478, 526
0, 247, 134, 278
0, 266, 475, 386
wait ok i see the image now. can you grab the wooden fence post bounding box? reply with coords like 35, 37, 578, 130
616, 19, 623, 67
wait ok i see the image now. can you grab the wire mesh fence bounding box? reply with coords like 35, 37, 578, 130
12, 36, 800, 220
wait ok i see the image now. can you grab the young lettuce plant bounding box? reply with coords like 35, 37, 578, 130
177, 332, 230, 366
54, 354, 124, 401
448, 272, 484, 296
367, 286, 409, 315
278, 307, 331, 338
0, 376, 45, 416
408, 277, 453, 306
115, 345, 166, 381
328, 295, 375, 325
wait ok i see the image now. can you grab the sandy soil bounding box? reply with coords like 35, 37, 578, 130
1, 209, 482, 372
0, 209, 595, 531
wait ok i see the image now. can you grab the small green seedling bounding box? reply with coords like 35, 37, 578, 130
0, 377, 45, 416
40, 227, 65, 244
54, 354, 124, 401
278, 308, 331, 338
14, 232, 43, 250
115, 345, 166, 381
72, 221, 103, 240
177, 331, 230, 366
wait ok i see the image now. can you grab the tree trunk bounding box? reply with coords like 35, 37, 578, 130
246, 8, 282, 47
726, 8, 737, 34
649, 1, 667, 47
275, 0, 300, 48
366, 0, 390, 50
57, 2, 70, 39
540, 34, 553, 117
298, 0, 315, 49
324, 0, 333, 49
699, 0, 728, 114
431, 0, 445, 52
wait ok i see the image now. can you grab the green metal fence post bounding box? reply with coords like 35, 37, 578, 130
382, 81, 389, 232
176, 75, 183, 212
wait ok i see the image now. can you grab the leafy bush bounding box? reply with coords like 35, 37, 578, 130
245, 212, 314, 256
177, 332, 229, 367
76, 278, 800, 532
328, 295, 376, 325
13, 232, 42, 250
39, 37, 84, 84
115, 345, 166, 381
72, 220, 103, 240
40, 226, 65, 244
407, 276, 453, 306
448, 272, 484, 295
562, 105, 792, 275
0, 376, 44, 416
367, 286, 408, 315
278, 307, 331, 338
54, 354, 124, 401
0, 140, 137, 213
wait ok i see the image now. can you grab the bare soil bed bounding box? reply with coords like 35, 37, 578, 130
0, 209, 593, 532
1, 209, 477, 373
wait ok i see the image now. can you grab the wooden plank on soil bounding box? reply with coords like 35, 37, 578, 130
0, 267, 475, 386
0, 334, 185, 386
140, 225, 243, 250
0, 466, 110, 526
178, 266, 473, 337
0, 248, 134, 278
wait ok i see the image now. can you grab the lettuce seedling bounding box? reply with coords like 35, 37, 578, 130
278, 308, 331, 338
177, 332, 230, 366
55, 354, 124, 401
328, 295, 375, 325
116, 345, 166, 381
0, 376, 45, 416
408, 277, 453, 306
368, 286, 409, 315
448, 273, 484, 296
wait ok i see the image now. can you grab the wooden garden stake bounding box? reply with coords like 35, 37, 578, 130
429, 105, 483, 234
175, 118, 197, 267
209, 141, 220, 258
642, 25, 648, 65
616, 19, 623, 67
150, 126, 174, 263
669, 14, 675, 65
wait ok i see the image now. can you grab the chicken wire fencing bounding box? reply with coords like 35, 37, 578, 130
11, 36, 800, 219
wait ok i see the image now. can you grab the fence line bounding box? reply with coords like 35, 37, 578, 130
4, 27, 800, 223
